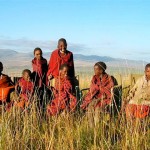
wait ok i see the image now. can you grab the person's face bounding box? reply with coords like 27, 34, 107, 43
0, 64, 3, 73
34, 50, 42, 60
60, 67, 68, 78
94, 65, 103, 76
23, 72, 31, 81
58, 41, 67, 53
145, 67, 150, 80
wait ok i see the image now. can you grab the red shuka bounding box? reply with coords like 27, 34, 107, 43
47, 49, 75, 78
0, 74, 14, 102
80, 73, 114, 110
126, 104, 150, 119
17, 78, 34, 101
32, 57, 48, 87
47, 76, 77, 116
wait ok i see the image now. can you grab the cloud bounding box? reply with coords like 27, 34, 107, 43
138, 51, 150, 55
0, 37, 87, 53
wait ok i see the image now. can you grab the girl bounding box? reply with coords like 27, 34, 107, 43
32, 47, 48, 88
13, 69, 34, 109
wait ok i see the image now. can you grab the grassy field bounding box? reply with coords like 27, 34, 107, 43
0, 72, 150, 150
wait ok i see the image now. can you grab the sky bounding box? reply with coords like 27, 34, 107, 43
0, 0, 150, 61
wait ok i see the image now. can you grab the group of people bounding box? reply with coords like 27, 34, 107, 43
0, 38, 150, 119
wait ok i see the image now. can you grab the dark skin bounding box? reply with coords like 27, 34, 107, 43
94, 65, 103, 77
121, 66, 150, 112
0, 63, 3, 75
34, 50, 42, 60
58, 41, 67, 54
15, 71, 32, 94
48, 41, 67, 80
60, 67, 68, 79
145, 67, 150, 81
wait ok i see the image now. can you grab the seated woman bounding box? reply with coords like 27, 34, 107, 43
0, 62, 14, 103
80, 61, 114, 111
47, 64, 77, 116
12, 69, 34, 109
125, 63, 150, 119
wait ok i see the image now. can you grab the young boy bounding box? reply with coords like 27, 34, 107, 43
80, 61, 114, 110
80, 61, 114, 127
47, 64, 76, 116
13, 69, 34, 109
47, 38, 75, 83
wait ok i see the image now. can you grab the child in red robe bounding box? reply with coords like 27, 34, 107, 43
80, 62, 114, 110
32, 47, 48, 88
31, 47, 48, 108
13, 69, 34, 109
80, 62, 114, 127
47, 64, 77, 116
47, 38, 75, 85
0, 62, 14, 103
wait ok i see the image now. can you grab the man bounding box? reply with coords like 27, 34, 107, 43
125, 63, 150, 118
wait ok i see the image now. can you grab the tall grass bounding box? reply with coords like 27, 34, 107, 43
0, 73, 150, 150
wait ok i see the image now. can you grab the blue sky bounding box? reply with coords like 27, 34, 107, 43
0, 0, 150, 61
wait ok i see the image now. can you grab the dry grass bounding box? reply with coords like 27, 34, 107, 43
0, 72, 150, 150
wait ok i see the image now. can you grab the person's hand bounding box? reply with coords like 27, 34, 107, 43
48, 74, 53, 80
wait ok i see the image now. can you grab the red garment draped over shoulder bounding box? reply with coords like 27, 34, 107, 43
14, 78, 34, 109
32, 57, 48, 87
0, 74, 14, 102
47, 76, 77, 116
80, 73, 114, 110
47, 49, 75, 78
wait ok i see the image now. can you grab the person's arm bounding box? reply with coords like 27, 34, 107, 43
47, 52, 55, 80
126, 78, 140, 102
122, 77, 141, 111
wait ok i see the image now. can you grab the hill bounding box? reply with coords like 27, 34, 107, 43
0, 49, 146, 74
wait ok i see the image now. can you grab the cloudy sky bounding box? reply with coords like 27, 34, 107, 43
0, 0, 150, 61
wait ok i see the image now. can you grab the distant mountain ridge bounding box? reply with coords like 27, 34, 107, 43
0, 49, 147, 71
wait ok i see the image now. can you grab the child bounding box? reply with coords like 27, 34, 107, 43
47, 38, 75, 84
80, 61, 114, 110
80, 62, 114, 127
32, 47, 48, 109
32, 47, 48, 88
47, 64, 76, 116
13, 69, 34, 109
